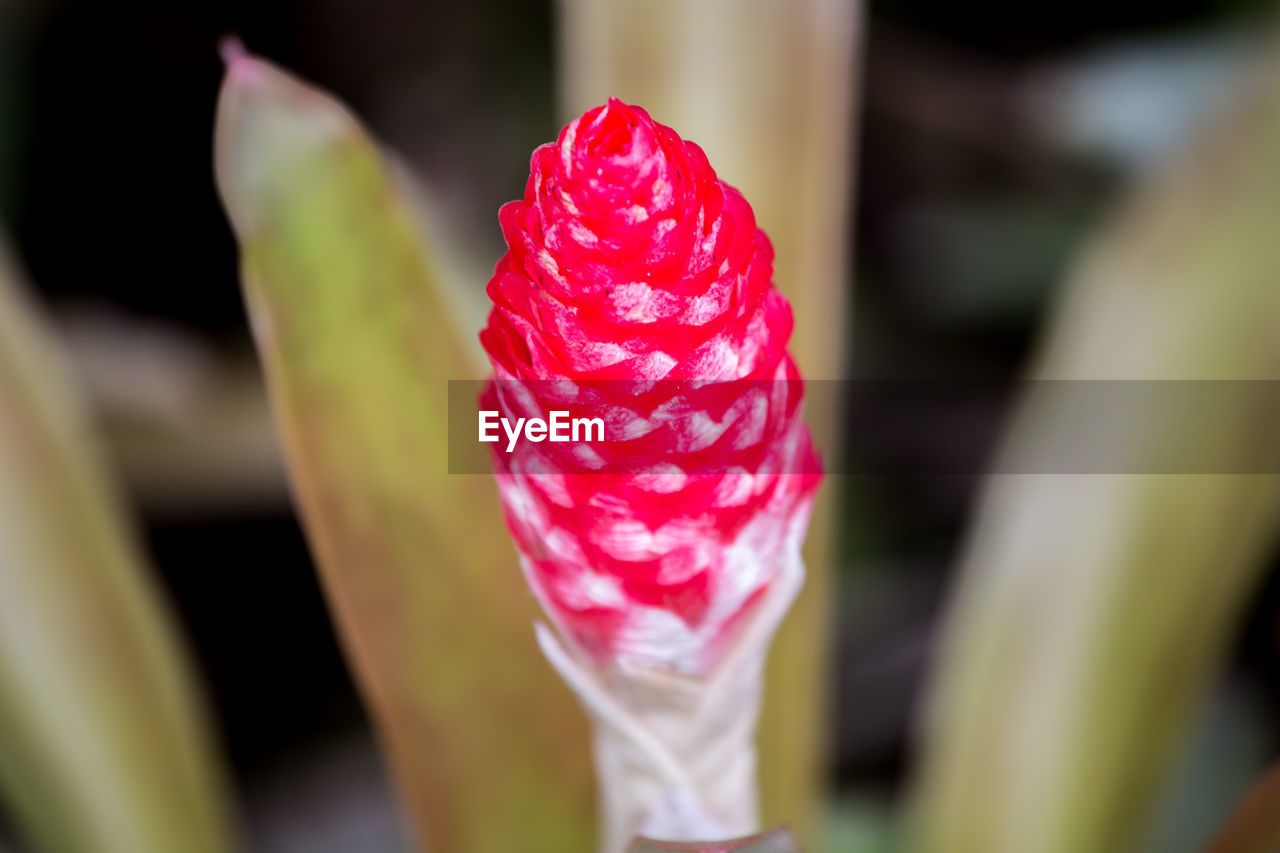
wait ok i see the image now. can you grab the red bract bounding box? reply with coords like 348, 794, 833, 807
481, 99, 821, 674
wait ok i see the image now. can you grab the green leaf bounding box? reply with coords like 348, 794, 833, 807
214, 50, 595, 851
0, 237, 234, 852
909, 41, 1280, 853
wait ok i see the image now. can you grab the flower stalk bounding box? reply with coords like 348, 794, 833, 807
538, 549, 802, 849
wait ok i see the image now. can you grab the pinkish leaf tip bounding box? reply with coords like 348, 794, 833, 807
218, 35, 248, 70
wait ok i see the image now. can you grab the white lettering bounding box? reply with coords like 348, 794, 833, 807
574, 417, 605, 442
482, 411, 605, 449
549, 411, 570, 441
479, 410, 500, 442
502, 417, 526, 453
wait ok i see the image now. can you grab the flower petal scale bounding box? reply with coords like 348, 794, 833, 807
481, 99, 821, 674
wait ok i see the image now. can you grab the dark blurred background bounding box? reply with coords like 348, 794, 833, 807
3, 1, 1280, 850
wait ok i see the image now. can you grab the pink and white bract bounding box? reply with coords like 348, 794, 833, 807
481, 99, 821, 675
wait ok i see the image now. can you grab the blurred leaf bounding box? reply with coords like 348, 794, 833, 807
385, 157, 494, 370
0, 237, 234, 852
910, 39, 1280, 853
1201, 761, 1280, 853
559, 2, 861, 843
627, 826, 799, 852
214, 51, 595, 851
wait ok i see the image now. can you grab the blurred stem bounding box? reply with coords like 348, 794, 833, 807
0, 238, 235, 853
558, 1, 861, 842
910, 38, 1280, 853
215, 52, 595, 851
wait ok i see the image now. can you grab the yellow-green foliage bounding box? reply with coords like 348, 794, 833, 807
215, 54, 596, 852
0, 239, 234, 853
911, 45, 1280, 853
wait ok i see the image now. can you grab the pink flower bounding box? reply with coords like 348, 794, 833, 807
481, 99, 820, 675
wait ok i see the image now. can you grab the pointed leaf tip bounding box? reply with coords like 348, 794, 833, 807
214, 50, 355, 239
218, 35, 247, 68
